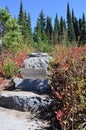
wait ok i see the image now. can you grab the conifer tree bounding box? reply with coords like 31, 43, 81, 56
5, 5, 10, 14
0, 9, 23, 50
27, 13, 33, 43
0, 9, 11, 35
53, 14, 59, 44
21, 11, 29, 43
27, 13, 32, 36
79, 18, 82, 33
46, 16, 53, 43
18, 0, 23, 26
74, 17, 79, 41
72, 9, 79, 41
80, 13, 86, 44
18, 1, 32, 44
67, 3, 75, 42
38, 9, 46, 40
72, 9, 75, 26
59, 17, 67, 44
33, 18, 41, 42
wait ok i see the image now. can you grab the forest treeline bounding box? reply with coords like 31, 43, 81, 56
0, 2, 86, 52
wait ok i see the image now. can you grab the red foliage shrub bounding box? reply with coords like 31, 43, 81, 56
0, 78, 3, 85
50, 45, 86, 129
0, 50, 27, 79
14, 51, 27, 68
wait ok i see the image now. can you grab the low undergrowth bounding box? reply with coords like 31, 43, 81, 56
50, 44, 86, 130
0, 45, 34, 86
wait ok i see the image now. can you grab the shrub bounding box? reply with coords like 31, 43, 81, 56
14, 51, 27, 68
2, 58, 19, 78
33, 41, 52, 52
50, 44, 86, 130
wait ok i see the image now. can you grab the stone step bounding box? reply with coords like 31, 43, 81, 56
13, 77, 50, 94
19, 68, 47, 79
0, 91, 52, 112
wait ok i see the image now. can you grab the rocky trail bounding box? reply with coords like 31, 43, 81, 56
0, 53, 53, 130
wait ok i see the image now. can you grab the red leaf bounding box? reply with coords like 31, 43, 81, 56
0, 78, 3, 85
55, 110, 64, 121
56, 93, 63, 100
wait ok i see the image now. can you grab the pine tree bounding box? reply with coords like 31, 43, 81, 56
72, 9, 79, 41
27, 13, 33, 43
67, 3, 75, 42
18, 1, 32, 44
33, 18, 41, 42
38, 9, 46, 40
0, 9, 11, 36
18, 0, 23, 26
80, 13, 86, 44
74, 17, 79, 41
21, 11, 29, 43
79, 18, 82, 33
59, 17, 67, 44
72, 9, 75, 26
2, 15, 23, 50
53, 13, 59, 44
5, 5, 10, 14
46, 16, 53, 43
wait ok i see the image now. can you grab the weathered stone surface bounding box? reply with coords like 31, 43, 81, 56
0, 91, 52, 112
13, 77, 50, 94
24, 53, 52, 69
19, 68, 46, 79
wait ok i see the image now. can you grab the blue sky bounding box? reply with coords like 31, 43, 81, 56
0, 0, 86, 28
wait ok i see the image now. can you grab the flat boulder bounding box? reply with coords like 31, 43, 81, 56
0, 91, 52, 112
13, 77, 50, 94
19, 68, 46, 79
24, 52, 52, 69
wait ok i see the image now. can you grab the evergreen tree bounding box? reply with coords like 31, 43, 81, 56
5, 5, 10, 14
38, 9, 46, 40
27, 13, 33, 43
67, 3, 75, 42
72, 9, 75, 26
33, 18, 41, 42
74, 17, 79, 41
18, 0, 23, 26
21, 11, 29, 43
79, 18, 82, 34
59, 17, 67, 44
82, 13, 85, 25
80, 13, 86, 44
72, 9, 79, 41
53, 13, 59, 44
2, 13, 23, 50
18, 1, 32, 44
46, 16, 53, 43
0, 9, 11, 36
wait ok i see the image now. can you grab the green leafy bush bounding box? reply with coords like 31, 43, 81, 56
33, 41, 52, 52
3, 58, 19, 78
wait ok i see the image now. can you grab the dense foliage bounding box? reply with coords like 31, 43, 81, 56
0, 2, 86, 53
50, 45, 86, 130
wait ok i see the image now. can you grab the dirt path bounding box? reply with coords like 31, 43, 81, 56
0, 107, 49, 130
